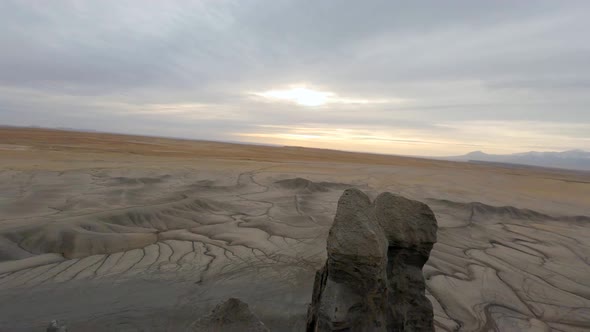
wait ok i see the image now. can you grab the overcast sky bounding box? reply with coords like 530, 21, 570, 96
1, 0, 589, 156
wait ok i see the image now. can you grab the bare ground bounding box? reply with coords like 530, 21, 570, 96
0, 127, 589, 331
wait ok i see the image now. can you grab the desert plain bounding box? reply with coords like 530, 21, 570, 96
0, 127, 589, 331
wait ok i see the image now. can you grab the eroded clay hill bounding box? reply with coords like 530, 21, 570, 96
1, 129, 589, 331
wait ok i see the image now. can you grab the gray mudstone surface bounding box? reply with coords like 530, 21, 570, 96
46, 319, 67, 332
191, 297, 270, 332
307, 189, 438, 332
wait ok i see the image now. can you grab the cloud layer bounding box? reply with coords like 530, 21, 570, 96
1, 0, 589, 155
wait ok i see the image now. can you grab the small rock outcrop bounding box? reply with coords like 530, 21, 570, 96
46, 319, 67, 332
307, 189, 438, 332
191, 298, 269, 332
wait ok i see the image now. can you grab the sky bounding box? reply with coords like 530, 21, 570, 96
0, 0, 589, 156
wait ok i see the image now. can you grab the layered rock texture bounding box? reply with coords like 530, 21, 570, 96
307, 189, 438, 332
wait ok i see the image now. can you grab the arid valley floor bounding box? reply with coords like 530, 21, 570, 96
0, 127, 589, 331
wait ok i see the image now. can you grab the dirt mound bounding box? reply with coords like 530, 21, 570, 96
429, 199, 590, 224
274, 178, 350, 193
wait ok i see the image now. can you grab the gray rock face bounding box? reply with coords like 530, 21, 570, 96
191, 298, 269, 332
307, 189, 438, 332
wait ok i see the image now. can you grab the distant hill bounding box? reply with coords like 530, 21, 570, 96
447, 150, 590, 171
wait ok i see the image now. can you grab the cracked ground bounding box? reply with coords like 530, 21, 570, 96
0, 128, 589, 331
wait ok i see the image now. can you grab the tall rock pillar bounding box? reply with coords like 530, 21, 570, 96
307, 189, 437, 332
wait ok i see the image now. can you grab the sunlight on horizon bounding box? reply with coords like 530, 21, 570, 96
233, 126, 487, 156
232, 122, 589, 156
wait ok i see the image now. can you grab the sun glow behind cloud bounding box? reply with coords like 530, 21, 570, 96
253, 86, 407, 107
256, 87, 332, 106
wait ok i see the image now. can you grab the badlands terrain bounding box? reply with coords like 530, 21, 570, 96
0, 127, 589, 331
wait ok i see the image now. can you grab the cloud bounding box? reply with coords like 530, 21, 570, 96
0, 0, 589, 155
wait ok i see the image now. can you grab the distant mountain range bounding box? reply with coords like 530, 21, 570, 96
446, 149, 590, 171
